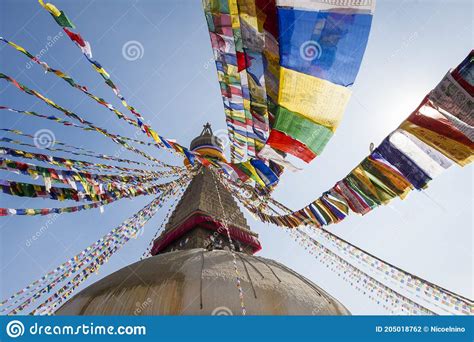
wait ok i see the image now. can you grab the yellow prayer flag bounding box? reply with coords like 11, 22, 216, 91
247, 74, 266, 103
237, 0, 259, 29
9, 41, 27, 54
400, 121, 474, 166
242, 161, 266, 187
228, 0, 239, 15
314, 199, 338, 223
243, 98, 251, 110
91, 64, 110, 78
351, 167, 378, 198
278, 67, 351, 131
230, 110, 246, 121
38, 0, 61, 17
229, 1, 240, 29
173, 143, 184, 154
217, 72, 226, 83
369, 158, 413, 199
150, 130, 162, 146
54, 70, 66, 78
226, 64, 239, 76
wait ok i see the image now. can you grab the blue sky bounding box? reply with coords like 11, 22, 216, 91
0, 0, 472, 314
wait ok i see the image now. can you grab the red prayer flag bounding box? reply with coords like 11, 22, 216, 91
267, 129, 316, 163
63, 28, 86, 47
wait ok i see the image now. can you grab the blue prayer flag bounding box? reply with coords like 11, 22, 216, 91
278, 8, 372, 86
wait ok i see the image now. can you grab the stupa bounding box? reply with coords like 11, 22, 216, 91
56, 124, 350, 315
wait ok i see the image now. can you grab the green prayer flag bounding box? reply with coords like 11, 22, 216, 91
345, 174, 380, 208
52, 11, 75, 29
274, 106, 333, 155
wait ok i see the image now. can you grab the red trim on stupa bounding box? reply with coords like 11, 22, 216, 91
151, 213, 262, 255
